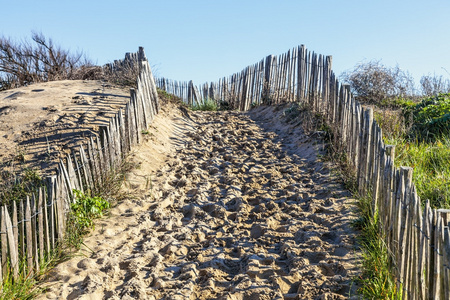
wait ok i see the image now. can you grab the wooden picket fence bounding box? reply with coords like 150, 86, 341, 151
0, 47, 159, 284
156, 45, 332, 111
159, 44, 450, 299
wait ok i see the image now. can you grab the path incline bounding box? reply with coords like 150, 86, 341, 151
39, 103, 360, 300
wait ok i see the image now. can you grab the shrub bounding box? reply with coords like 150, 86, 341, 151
191, 98, 218, 111
420, 74, 450, 96
404, 93, 450, 141
70, 190, 110, 231
340, 60, 415, 105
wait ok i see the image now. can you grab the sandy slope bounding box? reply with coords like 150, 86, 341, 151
37, 103, 360, 300
0, 80, 129, 175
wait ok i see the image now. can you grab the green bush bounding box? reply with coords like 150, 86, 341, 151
71, 190, 110, 230
404, 93, 450, 141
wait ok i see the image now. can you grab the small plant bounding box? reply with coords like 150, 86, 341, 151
283, 102, 305, 122
70, 190, 110, 231
190, 98, 218, 111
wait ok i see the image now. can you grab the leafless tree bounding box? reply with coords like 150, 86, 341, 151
340, 60, 416, 104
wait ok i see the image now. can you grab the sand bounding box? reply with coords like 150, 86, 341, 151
35, 99, 361, 300
0, 80, 130, 176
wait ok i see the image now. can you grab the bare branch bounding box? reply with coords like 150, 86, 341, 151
340, 60, 416, 104
0, 31, 99, 89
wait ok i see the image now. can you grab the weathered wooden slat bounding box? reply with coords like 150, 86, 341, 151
427, 205, 435, 299
66, 153, 80, 194
59, 159, 74, 202
399, 167, 413, 296
18, 199, 25, 264
31, 194, 39, 273
47, 176, 56, 250
118, 109, 127, 157
433, 210, 442, 299
409, 187, 419, 298
12, 201, 18, 265
443, 221, 450, 300
72, 151, 84, 194
38, 189, 45, 264
99, 125, 112, 172
95, 135, 106, 184
55, 174, 65, 241
107, 122, 116, 170
113, 113, 122, 160
42, 186, 50, 257
25, 196, 33, 275
88, 136, 100, 188
122, 105, 130, 155
4, 205, 18, 279
130, 89, 141, 145
1, 206, 8, 279
79, 145, 93, 191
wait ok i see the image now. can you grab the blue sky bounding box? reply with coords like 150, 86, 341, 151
1, 0, 449, 86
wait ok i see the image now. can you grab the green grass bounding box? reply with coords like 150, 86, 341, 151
190, 98, 218, 111
0, 249, 62, 299
0, 270, 39, 300
71, 190, 110, 231
353, 194, 401, 299
385, 136, 450, 208
375, 93, 450, 208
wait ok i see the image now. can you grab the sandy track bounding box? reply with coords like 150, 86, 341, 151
38, 104, 360, 300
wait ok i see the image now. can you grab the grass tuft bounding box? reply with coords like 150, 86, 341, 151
0, 168, 43, 206
353, 194, 401, 299
190, 98, 218, 111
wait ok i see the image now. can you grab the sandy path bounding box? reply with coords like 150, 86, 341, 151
38, 104, 360, 300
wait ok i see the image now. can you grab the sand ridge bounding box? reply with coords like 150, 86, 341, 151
0, 80, 130, 175
37, 103, 360, 300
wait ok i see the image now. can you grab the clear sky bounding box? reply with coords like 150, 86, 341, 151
1, 0, 449, 87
